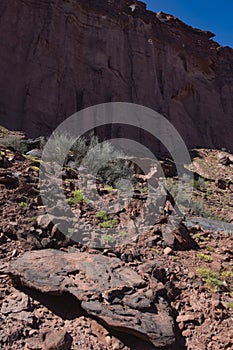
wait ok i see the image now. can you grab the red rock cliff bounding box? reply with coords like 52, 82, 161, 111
0, 0, 232, 151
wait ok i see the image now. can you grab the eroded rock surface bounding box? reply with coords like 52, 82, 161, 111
0, 0, 233, 151
8, 249, 175, 348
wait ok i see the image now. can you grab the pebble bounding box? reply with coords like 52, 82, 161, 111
164, 247, 173, 255
177, 314, 196, 323
182, 329, 192, 337
11, 249, 17, 257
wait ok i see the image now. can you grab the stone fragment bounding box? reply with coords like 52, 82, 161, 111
43, 330, 73, 350
161, 225, 175, 247
26, 338, 42, 350
164, 247, 173, 255
1, 291, 29, 315
176, 314, 196, 323
37, 215, 54, 230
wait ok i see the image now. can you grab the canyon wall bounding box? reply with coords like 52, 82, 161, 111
0, 0, 232, 151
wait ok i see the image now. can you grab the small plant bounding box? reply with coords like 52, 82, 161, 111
193, 177, 207, 191
190, 200, 211, 218
196, 267, 223, 292
141, 186, 149, 194
206, 246, 214, 252
95, 211, 109, 221
66, 190, 87, 205
104, 185, 114, 191
227, 302, 233, 309
221, 271, 233, 284
103, 235, 115, 244
95, 211, 119, 228
193, 233, 201, 240
99, 219, 119, 228
18, 201, 29, 208
197, 253, 213, 263
119, 231, 128, 237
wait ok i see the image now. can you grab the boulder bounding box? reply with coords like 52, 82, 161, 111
7, 249, 175, 348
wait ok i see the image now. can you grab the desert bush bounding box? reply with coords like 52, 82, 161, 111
190, 200, 211, 218
44, 133, 135, 188
75, 136, 134, 187
66, 190, 87, 205
197, 253, 213, 263
197, 267, 223, 292
99, 219, 119, 228
193, 177, 207, 191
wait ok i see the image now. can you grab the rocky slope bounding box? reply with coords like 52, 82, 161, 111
0, 136, 232, 349
0, 0, 233, 151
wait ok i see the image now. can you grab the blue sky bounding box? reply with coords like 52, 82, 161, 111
144, 0, 233, 48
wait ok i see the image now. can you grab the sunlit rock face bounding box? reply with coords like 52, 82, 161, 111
0, 0, 232, 151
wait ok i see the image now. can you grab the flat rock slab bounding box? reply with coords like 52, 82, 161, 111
7, 249, 175, 348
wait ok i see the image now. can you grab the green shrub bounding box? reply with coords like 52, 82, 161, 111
196, 267, 223, 292
95, 211, 108, 221
104, 185, 115, 191
66, 190, 87, 205
190, 200, 211, 218
221, 271, 233, 284
197, 253, 213, 263
18, 201, 29, 208
76, 136, 134, 187
193, 177, 207, 191
103, 235, 115, 244
44, 133, 134, 188
99, 219, 119, 228
119, 231, 128, 237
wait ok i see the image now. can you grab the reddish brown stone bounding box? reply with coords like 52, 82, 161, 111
7, 249, 175, 348
0, 0, 232, 153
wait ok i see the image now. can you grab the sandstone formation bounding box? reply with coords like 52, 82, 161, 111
7, 249, 175, 348
0, 0, 232, 151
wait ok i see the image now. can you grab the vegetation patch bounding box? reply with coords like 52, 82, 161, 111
99, 219, 119, 229
103, 235, 115, 244
221, 271, 233, 284
95, 211, 109, 221
119, 231, 128, 237
197, 253, 213, 263
197, 267, 223, 292
18, 201, 29, 208
66, 190, 88, 205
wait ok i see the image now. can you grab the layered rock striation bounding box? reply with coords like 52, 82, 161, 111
0, 0, 232, 151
